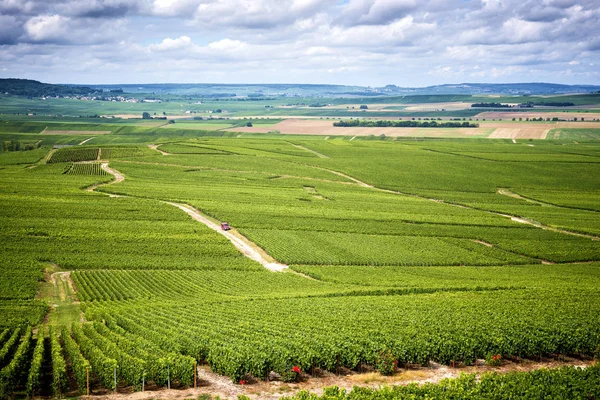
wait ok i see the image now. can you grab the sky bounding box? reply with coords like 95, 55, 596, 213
0, 0, 598, 86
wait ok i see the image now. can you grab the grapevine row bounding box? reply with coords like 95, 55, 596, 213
48, 148, 99, 163
0, 326, 32, 397
61, 326, 90, 392
65, 162, 109, 176
50, 326, 67, 396
25, 327, 45, 397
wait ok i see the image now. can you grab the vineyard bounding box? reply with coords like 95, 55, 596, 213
64, 163, 109, 176
0, 131, 599, 397
48, 147, 99, 163
280, 365, 600, 399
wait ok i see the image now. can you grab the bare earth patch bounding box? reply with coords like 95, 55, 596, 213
229, 119, 489, 137
488, 127, 550, 139
85, 359, 596, 400
230, 119, 600, 139
475, 111, 600, 120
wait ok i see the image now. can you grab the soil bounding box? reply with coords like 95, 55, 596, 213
166, 202, 288, 272
78, 137, 96, 145
228, 119, 488, 137
228, 118, 600, 139
290, 143, 329, 158
475, 111, 600, 120
148, 144, 172, 156
80, 359, 597, 400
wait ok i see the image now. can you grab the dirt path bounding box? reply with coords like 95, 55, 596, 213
43, 148, 57, 163
46, 270, 84, 325
496, 189, 600, 240
84, 162, 288, 272
497, 188, 545, 205
148, 144, 171, 156
498, 188, 600, 214
316, 167, 600, 241
79, 137, 96, 145
315, 167, 373, 188
166, 202, 287, 272
290, 143, 330, 158
101, 163, 125, 183
116, 160, 358, 186
82, 359, 596, 400
84, 163, 125, 196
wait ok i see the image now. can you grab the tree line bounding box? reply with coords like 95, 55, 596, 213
333, 120, 479, 128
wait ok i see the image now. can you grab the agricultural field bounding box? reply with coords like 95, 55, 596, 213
0, 92, 599, 399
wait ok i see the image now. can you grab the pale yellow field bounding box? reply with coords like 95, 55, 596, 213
474, 111, 600, 120
228, 118, 600, 139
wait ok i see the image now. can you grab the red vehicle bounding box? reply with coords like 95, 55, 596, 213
220, 222, 231, 231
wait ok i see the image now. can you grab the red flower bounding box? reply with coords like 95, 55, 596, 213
493, 355, 501, 361
239, 379, 246, 385
292, 366, 302, 374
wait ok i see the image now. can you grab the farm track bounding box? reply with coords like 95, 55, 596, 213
289, 143, 330, 158
80, 358, 597, 400
166, 202, 287, 272
87, 162, 288, 272
498, 188, 600, 214
314, 166, 600, 241
148, 144, 172, 155
117, 159, 357, 185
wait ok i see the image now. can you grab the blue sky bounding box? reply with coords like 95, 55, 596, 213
0, 0, 598, 86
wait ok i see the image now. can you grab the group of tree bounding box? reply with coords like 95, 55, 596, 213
2, 140, 39, 152
472, 101, 575, 108
471, 102, 510, 108
0, 78, 98, 97
520, 101, 575, 107
333, 120, 479, 128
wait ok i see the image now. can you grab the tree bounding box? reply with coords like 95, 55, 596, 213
142, 112, 151, 119
246, 122, 253, 127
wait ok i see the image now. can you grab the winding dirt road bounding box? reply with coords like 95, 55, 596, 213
88, 162, 287, 272
315, 166, 600, 241
148, 144, 172, 156
166, 202, 287, 272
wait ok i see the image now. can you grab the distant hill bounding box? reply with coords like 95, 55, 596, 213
89, 82, 600, 97
382, 82, 600, 95
0, 78, 98, 97
1, 78, 599, 98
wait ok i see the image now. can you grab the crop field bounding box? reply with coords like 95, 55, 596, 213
0, 100, 600, 399
227, 118, 600, 139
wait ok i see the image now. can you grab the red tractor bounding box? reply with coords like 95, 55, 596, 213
220, 222, 231, 231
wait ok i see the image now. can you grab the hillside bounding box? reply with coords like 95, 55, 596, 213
0, 79, 98, 98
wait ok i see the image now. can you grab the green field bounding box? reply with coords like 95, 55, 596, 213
0, 94, 600, 398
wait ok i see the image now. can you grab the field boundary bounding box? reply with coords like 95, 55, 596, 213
84, 162, 288, 272
311, 165, 600, 241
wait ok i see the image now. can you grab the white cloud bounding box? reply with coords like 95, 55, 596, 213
336, 0, 417, 26
149, 35, 193, 51
501, 18, 547, 43
192, 0, 334, 29
151, 0, 198, 17
0, 0, 598, 85
24, 14, 69, 42
207, 38, 246, 52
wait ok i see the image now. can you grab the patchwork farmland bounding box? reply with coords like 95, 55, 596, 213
0, 90, 600, 399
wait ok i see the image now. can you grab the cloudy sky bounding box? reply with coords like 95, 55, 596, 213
0, 0, 598, 86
